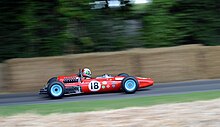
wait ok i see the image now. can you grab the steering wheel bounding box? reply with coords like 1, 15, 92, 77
102, 74, 112, 78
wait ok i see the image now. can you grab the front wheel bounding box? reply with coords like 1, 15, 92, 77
47, 81, 65, 99
121, 76, 138, 94
118, 73, 129, 77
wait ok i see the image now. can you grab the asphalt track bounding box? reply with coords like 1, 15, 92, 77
0, 79, 220, 106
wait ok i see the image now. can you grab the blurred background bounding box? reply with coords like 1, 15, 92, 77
0, 0, 220, 92
0, 0, 219, 61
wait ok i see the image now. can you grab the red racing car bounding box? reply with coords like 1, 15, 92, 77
39, 68, 154, 98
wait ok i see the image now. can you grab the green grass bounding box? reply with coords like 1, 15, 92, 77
1, 90, 220, 116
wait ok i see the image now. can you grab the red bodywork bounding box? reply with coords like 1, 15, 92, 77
57, 74, 154, 94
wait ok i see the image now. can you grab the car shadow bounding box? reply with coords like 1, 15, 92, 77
137, 88, 152, 92
40, 86, 153, 99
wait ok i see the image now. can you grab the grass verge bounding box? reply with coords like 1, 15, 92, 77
1, 90, 220, 116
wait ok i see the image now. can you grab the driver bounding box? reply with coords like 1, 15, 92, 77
82, 67, 92, 78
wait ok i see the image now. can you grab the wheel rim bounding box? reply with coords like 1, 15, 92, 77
124, 79, 136, 91
50, 84, 62, 97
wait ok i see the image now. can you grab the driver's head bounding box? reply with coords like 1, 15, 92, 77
82, 68, 92, 78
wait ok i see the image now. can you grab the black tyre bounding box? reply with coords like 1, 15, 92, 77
47, 77, 57, 84
118, 73, 129, 77
121, 76, 138, 94
47, 81, 65, 99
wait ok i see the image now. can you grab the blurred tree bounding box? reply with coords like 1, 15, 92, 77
0, 0, 66, 62
172, 0, 220, 45
58, 0, 94, 53
142, 0, 180, 47
20, 0, 65, 56
142, 0, 220, 47
58, 0, 137, 53
0, 0, 219, 62
0, 0, 27, 61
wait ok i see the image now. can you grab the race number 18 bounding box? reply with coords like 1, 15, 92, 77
89, 81, 101, 92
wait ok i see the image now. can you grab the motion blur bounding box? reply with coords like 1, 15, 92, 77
0, 0, 219, 62
0, 0, 219, 92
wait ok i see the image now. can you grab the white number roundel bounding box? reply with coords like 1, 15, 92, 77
89, 81, 101, 92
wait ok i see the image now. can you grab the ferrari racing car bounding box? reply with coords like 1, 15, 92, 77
39, 68, 154, 98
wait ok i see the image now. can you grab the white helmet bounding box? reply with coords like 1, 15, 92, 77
82, 68, 92, 78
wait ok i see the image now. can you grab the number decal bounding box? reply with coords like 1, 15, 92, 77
89, 81, 101, 92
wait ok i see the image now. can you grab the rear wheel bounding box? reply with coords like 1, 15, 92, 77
47, 77, 57, 84
121, 76, 138, 94
47, 81, 65, 99
118, 73, 129, 77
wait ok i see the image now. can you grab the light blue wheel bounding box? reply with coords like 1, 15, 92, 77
124, 79, 136, 91
122, 77, 138, 94
50, 84, 63, 97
